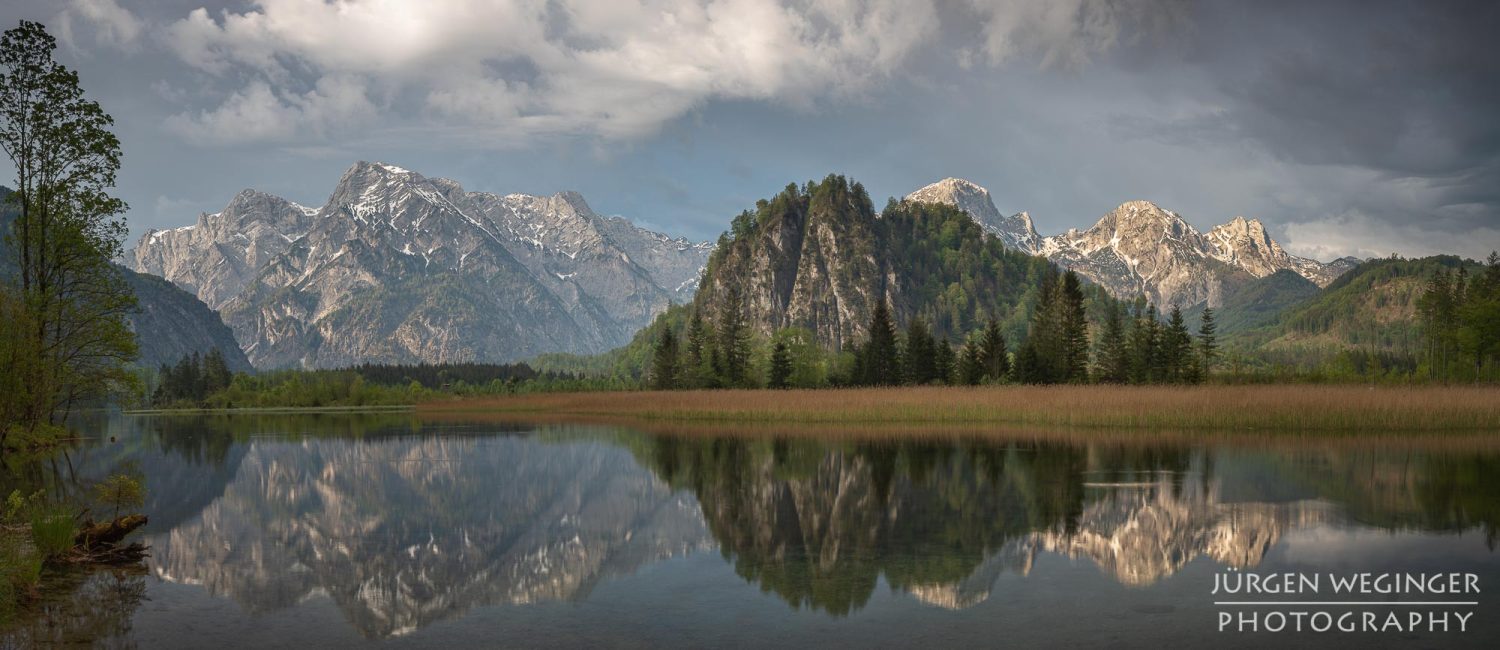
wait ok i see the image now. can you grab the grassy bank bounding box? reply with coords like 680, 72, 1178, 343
420, 385, 1500, 432
122, 404, 414, 416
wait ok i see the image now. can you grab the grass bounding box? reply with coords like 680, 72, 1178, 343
420, 385, 1500, 433
122, 404, 414, 415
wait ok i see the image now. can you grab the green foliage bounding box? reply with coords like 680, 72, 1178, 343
0, 22, 137, 449
1207, 254, 1498, 382
1184, 270, 1318, 335
1417, 252, 1500, 381
767, 339, 792, 389
151, 349, 233, 406
901, 317, 937, 385
1198, 307, 1219, 375
0, 488, 78, 621
1094, 302, 1128, 383
649, 327, 679, 390
715, 285, 751, 386
861, 300, 900, 385
92, 473, 144, 520
27, 504, 74, 559
977, 317, 1009, 383
1014, 269, 1090, 384
697, 176, 1119, 350
957, 338, 984, 385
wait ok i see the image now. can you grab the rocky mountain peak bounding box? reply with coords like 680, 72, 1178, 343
906, 178, 1041, 253
130, 162, 712, 368
552, 190, 594, 217
1098, 200, 1191, 236
910, 179, 1356, 308
1206, 215, 1291, 275
908, 177, 999, 222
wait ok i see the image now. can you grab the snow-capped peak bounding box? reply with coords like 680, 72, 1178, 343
906, 178, 1041, 253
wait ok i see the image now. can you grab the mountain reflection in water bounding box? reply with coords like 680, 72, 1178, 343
20, 414, 1500, 644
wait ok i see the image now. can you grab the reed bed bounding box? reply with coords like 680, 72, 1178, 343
419, 385, 1500, 433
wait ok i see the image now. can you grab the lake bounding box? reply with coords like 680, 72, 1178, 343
3, 412, 1497, 648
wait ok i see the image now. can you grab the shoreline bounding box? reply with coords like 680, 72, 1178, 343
416, 385, 1500, 433
121, 404, 415, 416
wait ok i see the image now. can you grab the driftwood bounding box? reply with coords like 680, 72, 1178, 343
62, 514, 150, 565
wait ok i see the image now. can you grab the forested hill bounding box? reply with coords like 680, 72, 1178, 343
692, 174, 1117, 348
122, 270, 252, 373
1224, 255, 1491, 371
1, 186, 250, 372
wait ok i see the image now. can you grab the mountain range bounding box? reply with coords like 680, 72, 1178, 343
130, 162, 711, 369
907, 178, 1360, 309
127, 166, 1380, 370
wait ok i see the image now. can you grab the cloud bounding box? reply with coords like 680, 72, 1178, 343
1283, 209, 1500, 261
157, 0, 943, 146
54, 0, 144, 51
965, 0, 1194, 69
165, 76, 379, 145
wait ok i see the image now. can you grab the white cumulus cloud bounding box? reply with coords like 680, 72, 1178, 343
54, 0, 145, 51
157, 0, 944, 145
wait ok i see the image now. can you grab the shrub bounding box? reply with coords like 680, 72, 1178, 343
92, 474, 145, 521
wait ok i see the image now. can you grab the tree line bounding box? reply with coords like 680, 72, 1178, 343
650, 266, 1220, 389
147, 356, 596, 408
151, 349, 234, 406
1417, 252, 1500, 381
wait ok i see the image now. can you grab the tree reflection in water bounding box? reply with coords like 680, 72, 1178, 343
2, 567, 147, 648
4, 414, 1497, 642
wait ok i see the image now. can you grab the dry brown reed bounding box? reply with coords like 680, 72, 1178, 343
419, 385, 1500, 434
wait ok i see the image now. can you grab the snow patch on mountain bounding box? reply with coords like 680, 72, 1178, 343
909, 179, 1358, 308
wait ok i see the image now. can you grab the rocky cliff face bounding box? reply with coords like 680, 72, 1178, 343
130, 162, 711, 368
694, 176, 1072, 347
908, 179, 1359, 309
696, 178, 887, 348
121, 269, 253, 372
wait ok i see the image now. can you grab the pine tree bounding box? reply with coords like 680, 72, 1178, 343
203, 348, 232, 393
1013, 340, 1042, 384
1027, 270, 1062, 383
863, 299, 900, 385
1060, 271, 1090, 383
649, 327, 679, 390
958, 338, 984, 385
1126, 304, 1159, 384
1095, 303, 1128, 383
903, 317, 937, 385
1162, 306, 1192, 383
1197, 307, 1218, 380
682, 309, 714, 388
1456, 252, 1500, 377
978, 317, 1009, 383
716, 286, 750, 386
685, 310, 708, 365
768, 339, 792, 389
933, 340, 956, 385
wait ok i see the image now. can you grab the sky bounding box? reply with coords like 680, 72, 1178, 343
2, 0, 1498, 261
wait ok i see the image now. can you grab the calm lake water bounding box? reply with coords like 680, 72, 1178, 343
3, 412, 1498, 648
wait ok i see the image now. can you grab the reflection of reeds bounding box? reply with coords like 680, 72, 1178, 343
418, 414, 1500, 453
419, 385, 1500, 435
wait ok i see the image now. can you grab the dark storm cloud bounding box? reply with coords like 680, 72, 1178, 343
1223, 2, 1500, 176
0, 1, 1495, 259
